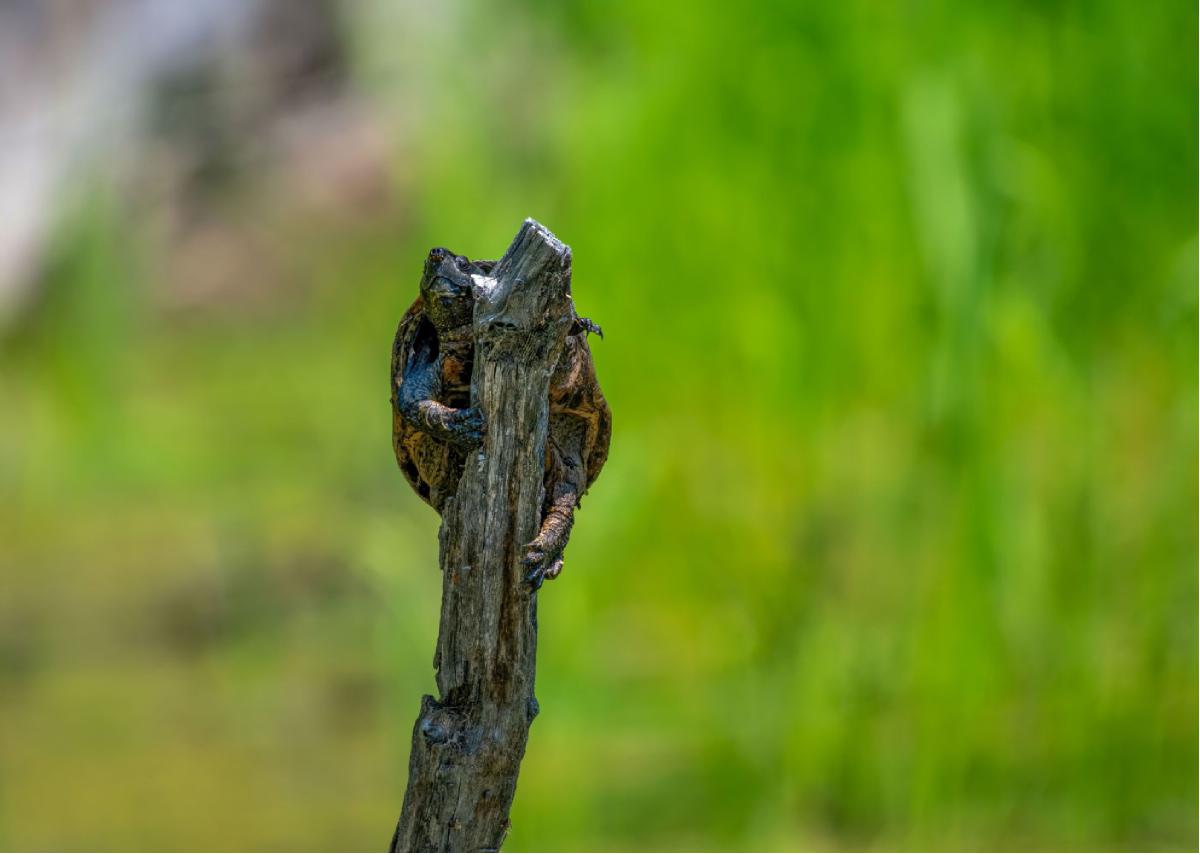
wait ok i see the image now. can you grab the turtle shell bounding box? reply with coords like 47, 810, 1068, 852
548, 329, 612, 492
392, 294, 611, 513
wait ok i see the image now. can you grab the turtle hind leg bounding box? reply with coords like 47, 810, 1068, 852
522, 469, 581, 589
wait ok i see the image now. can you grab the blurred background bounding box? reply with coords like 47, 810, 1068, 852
0, 0, 1195, 850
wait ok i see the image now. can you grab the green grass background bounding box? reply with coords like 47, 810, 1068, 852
1, 0, 1196, 849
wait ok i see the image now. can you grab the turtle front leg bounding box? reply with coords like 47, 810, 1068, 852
398, 333, 485, 449
570, 315, 604, 339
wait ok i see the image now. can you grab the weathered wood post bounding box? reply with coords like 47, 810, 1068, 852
390, 220, 574, 852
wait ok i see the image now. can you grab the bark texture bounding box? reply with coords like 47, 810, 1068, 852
390, 219, 574, 852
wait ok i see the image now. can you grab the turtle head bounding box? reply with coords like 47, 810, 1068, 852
419, 247, 478, 332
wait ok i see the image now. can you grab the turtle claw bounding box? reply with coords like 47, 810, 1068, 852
572, 316, 604, 340
444, 407, 485, 449
522, 545, 564, 589
525, 566, 545, 590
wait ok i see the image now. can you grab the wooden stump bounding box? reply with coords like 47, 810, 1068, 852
390, 220, 574, 852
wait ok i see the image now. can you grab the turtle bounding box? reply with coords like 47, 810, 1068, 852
391, 245, 611, 587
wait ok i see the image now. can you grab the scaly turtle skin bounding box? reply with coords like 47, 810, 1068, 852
391, 246, 611, 586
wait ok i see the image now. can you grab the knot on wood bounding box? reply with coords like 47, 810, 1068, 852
420, 717, 449, 745
417, 697, 466, 749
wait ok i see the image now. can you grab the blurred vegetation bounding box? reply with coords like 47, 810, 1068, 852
0, 0, 1196, 850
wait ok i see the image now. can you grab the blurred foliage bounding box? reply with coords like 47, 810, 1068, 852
0, 0, 1196, 850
